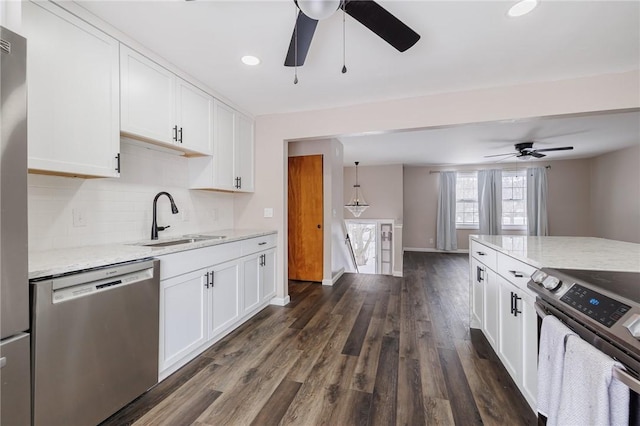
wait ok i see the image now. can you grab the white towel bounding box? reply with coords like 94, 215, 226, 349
537, 315, 577, 424
556, 335, 630, 426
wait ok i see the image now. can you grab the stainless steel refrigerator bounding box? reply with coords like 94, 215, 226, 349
0, 26, 31, 425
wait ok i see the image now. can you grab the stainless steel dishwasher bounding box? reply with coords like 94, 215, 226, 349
30, 258, 160, 426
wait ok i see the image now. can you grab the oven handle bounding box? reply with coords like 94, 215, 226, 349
534, 301, 640, 394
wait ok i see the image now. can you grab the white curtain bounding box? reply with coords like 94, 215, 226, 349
436, 171, 457, 251
527, 167, 549, 236
478, 169, 502, 235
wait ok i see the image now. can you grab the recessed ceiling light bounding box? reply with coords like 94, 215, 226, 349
507, 0, 539, 17
241, 55, 260, 66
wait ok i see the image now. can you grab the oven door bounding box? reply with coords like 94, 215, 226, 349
534, 298, 640, 425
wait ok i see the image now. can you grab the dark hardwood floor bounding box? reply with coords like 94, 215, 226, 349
101, 252, 536, 425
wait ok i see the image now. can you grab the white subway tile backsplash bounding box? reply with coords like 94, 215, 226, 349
28, 141, 235, 251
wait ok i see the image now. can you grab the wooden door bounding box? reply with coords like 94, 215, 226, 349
288, 155, 323, 282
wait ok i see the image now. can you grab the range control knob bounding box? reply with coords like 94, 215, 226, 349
623, 314, 640, 340
531, 270, 548, 284
542, 275, 562, 292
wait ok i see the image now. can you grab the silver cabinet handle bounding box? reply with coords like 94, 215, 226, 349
204, 272, 209, 288
210, 271, 214, 287
0, 357, 6, 368
476, 251, 486, 256
258, 242, 267, 246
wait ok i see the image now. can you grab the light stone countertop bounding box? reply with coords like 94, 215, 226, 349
29, 229, 277, 280
470, 235, 640, 272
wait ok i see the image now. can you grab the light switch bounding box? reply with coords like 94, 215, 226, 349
264, 208, 273, 218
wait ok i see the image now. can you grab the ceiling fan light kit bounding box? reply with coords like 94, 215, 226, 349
508, 0, 539, 17
297, 0, 341, 20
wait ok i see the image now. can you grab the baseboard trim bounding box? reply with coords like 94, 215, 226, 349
392, 271, 403, 277
404, 247, 469, 254
331, 268, 345, 285
270, 295, 290, 306
322, 278, 333, 286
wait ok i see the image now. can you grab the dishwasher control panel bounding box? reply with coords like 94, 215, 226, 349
52, 268, 153, 303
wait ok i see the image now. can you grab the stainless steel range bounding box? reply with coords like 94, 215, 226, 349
528, 267, 640, 420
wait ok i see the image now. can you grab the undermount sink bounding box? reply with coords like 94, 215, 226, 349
140, 235, 226, 248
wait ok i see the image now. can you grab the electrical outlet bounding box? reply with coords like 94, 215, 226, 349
263, 208, 273, 218
429, 237, 434, 244
72, 208, 87, 227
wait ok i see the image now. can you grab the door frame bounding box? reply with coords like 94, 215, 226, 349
344, 218, 395, 275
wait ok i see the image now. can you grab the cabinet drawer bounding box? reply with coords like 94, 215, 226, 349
158, 241, 242, 280
497, 253, 536, 293
241, 234, 277, 256
470, 240, 497, 270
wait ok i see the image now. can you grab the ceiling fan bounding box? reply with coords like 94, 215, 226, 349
284, 0, 420, 67
485, 142, 574, 160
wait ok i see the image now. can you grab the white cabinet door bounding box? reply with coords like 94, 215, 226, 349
242, 255, 261, 314
160, 268, 208, 372
120, 45, 175, 144
208, 260, 241, 338
261, 249, 276, 301
212, 100, 236, 190
176, 79, 214, 155
23, 1, 120, 178
498, 276, 522, 381
520, 291, 538, 410
470, 258, 484, 329
235, 113, 254, 192
483, 268, 499, 349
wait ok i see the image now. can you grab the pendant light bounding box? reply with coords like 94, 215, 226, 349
344, 161, 369, 217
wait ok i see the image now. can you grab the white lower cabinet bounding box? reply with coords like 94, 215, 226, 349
241, 248, 277, 315
470, 258, 484, 329
158, 235, 277, 379
208, 260, 241, 337
498, 276, 522, 380
482, 267, 499, 350
160, 268, 208, 372
469, 238, 538, 413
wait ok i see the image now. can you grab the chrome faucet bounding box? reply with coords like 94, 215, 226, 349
151, 192, 179, 240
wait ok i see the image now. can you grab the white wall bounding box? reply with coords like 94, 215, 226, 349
234, 71, 640, 300
590, 144, 640, 243
343, 164, 403, 221
28, 141, 234, 251
403, 159, 594, 251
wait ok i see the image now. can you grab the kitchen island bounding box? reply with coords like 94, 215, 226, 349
468, 234, 640, 413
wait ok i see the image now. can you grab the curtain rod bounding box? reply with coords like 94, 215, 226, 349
429, 165, 551, 174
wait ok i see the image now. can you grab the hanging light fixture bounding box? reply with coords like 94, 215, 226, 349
344, 161, 369, 217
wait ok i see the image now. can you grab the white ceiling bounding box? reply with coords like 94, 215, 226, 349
75, 0, 640, 166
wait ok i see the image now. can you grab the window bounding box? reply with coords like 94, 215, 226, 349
455, 170, 528, 230
502, 170, 527, 229
456, 172, 479, 228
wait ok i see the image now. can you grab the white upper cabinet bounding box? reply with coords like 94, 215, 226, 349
23, 1, 120, 178
235, 112, 255, 192
120, 45, 213, 156
120, 45, 175, 145
176, 80, 214, 155
188, 100, 254, 192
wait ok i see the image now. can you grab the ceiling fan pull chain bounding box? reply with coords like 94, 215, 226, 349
294, 2, 299, 84
342, 0, 347, 74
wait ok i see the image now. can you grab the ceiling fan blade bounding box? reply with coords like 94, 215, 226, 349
284, 11, 318, 67
484, 152, 515, 158
342, 0, 420, 52
533, 146, 574, 153
530, 152, 546, 158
